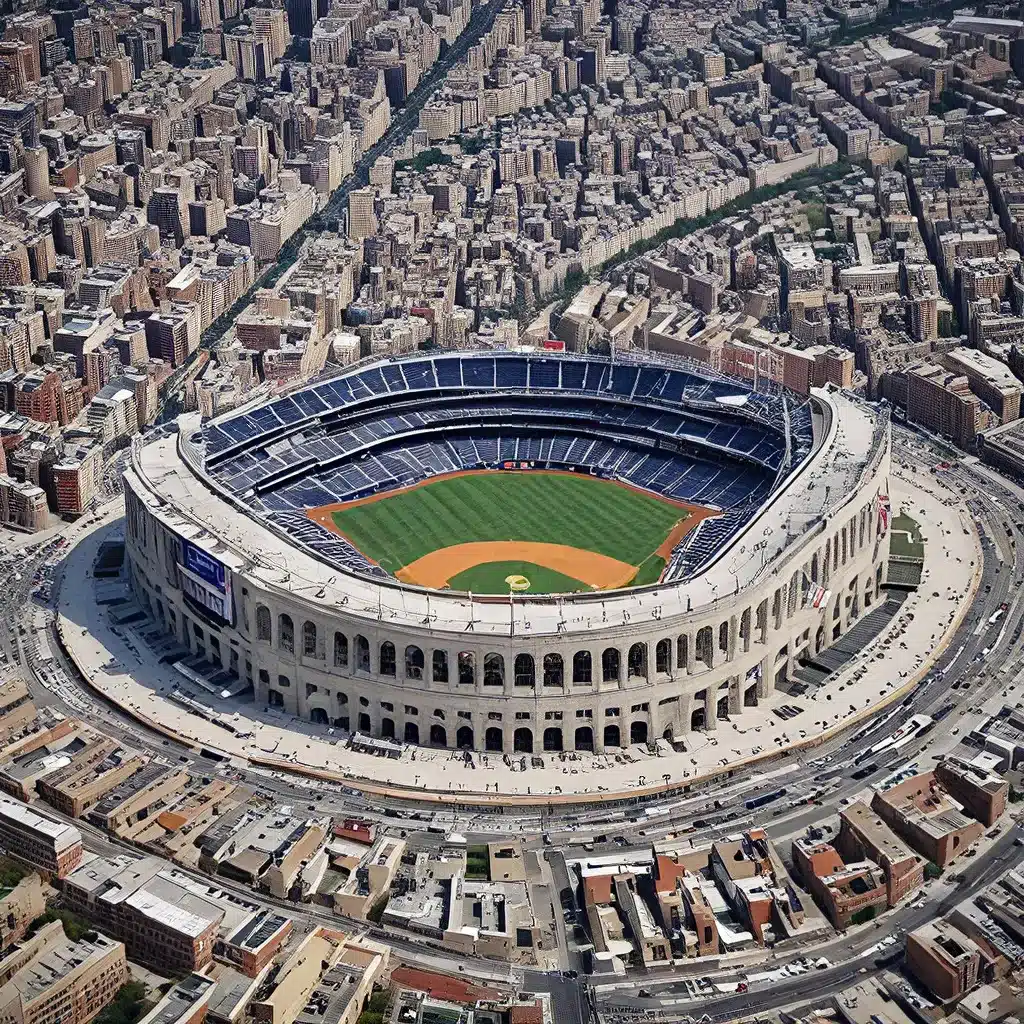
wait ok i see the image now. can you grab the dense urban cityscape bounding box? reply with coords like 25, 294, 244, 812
4, 0, 1024, 1022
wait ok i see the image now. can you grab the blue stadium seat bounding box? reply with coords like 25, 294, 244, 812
201, 351, 817, 581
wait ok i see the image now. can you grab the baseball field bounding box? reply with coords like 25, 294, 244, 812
307, 470, 717, 594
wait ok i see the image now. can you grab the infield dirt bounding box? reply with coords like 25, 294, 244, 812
395, 541, 636, 589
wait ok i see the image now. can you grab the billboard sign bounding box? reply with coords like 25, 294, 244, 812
178, 538, 233, 624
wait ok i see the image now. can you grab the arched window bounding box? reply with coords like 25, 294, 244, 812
404, 722, 419, 744
574, 726, 594, 751
458, 652, 474, 686
311, 707, 328, 725
430, 724, 447, 747
513, 727, 533, 753
433, 650, 449, 683
514, 653, 535, 687
677, 634, 688, 670
405, 645, 424, 680
603, 724, 620, 748
696, 626, 713, 667
278, 614, 294, 654
543, 727, 563, 752
355, 635, 370, 672
456, 725, 474, 749
380, 641, 396, 677
485, 727, 503, 751
256, 605, 271, 642
543, 654, 563, 687
655, 638, 671, 674
573, 651, 592, 684
334, 632, 348, 667
268, 689, 284, 708
627, 642, 647, 679
484, 653, 504, 687
718, 621, 729, 656
602, 648, 620, 683
381, 718, 395, 739
302, 621, 319, 658
630, 720, 648, 745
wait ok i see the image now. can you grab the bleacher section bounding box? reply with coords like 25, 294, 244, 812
199, 353, 817, 585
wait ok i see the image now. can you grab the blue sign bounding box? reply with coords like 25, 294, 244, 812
181, 539, 228, 594
178, 539, 233, 624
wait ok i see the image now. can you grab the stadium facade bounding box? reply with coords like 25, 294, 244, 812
123, 351, 891, 755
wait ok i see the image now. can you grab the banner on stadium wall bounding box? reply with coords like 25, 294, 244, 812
878, 493, 891, 533
178, 538, 234, 625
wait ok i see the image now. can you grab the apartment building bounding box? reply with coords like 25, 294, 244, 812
871, 769, 986, 869
136, 974, 214, 1024
905, 363, 982, 448
198, 809, 329, 900
217, 910, 293, 978
0, 475, 47, 532
942, 347, 1023, 424
0, 795, 83, 878
0, 873, 46, 948
61, 857, 223, 974
836, 801, 924, 906
248, 928, 390, 1024
0, 922, 127, 1024
935, 758, 1008, 827
35, 739, 147, 818
51, 440, 103, 518
791, 838, 887, 929
0, 679, 36, 745
85, 766, 191, 838
906, 920, 987, 1002
331, 835, 404, 920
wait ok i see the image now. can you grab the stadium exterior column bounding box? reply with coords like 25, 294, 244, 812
757, 654, 772, 699
705, 698, 718, 730
677, 694, 692, 740
727, 615, 738, 661
685, 631, 696, 674
728, 676, 741, 715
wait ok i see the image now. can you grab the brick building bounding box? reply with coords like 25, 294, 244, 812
871, 770, 985, 869
0, 795, 83, 878
61, 857, 224, 974
836, 801, 924, 906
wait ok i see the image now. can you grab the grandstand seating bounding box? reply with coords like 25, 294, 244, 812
200, 352, 817, 584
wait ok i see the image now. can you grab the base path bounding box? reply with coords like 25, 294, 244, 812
395, 541, 636, 589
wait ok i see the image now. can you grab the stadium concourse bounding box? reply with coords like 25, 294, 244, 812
56, 461, 978, 804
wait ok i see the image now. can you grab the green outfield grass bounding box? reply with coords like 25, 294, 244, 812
447, 560, 591, 594
890, 512, 925, 561
329, 471, 688, 582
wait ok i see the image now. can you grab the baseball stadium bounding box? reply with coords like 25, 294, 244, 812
123, 350, 892, 754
